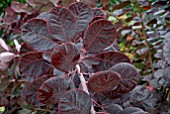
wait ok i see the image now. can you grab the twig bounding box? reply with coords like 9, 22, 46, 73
135, 0, 155, 74
76, 64, 96, 114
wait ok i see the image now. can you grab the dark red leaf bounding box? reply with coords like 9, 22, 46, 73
58, 89, 92, 114
110, 62, 139, 93
89, 16, 106, 25
103, 103, 123, 114
20, 42, 34, 54
48, 7, 76, 42
93, 8, 105, 17
51, 43, 80, 72
91, 51, 130, 72
24, 75, 52, 106
38, 76, 75, 104
19, 52, 51, 77
68, 2, 93, 35
102, 89, 122, 99
83, 19, 117, 54
87, 70, 121, 93
36, 12, 53, 20
21, 19, 57, 51
116, 107, 145, 114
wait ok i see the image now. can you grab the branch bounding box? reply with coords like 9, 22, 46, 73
76, 64, 96, 114
135, 0, 155, 74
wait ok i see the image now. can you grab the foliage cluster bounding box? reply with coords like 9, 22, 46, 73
0, 0, 170, 114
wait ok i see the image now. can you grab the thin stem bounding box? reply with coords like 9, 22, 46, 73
76, 64, 89, 94
135, 0, 155, 74
76, 64, 96, 114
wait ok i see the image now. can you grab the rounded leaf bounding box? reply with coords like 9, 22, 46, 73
100, 89, 122, 99
19, 52, 51, 77
103, 103, 123, 114
48, 7, 76, 42
38, 76, 75, 104
87, 70, 121, 93
116, 107, 144, 114
92, 51, 130, 72
24, 75, 52, 106
110, 62, 139, 93
58, 89, 92, 114
22, 19, 57, 51
68, 2, 93, 35
83, 19, 117, 54
51, 43, 80, 72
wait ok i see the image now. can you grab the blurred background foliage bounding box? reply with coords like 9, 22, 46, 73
0, 0, 25, 15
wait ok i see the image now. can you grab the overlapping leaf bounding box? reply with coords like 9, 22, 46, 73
58, 89, 92, 114
83, 19, 117, 54
19, 52, 51, 77
87, 70, 121, 93
51, 43, 80, 72
68, 2, 93, 36
21, 19, 57, 51
24, 75, 52, 106
48, 7, 76, 42
91, 51, 130, 72
110, 62, 139, 93
116, 107, 147, 114
38, 77, 75, 104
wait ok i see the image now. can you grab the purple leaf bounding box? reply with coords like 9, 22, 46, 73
58, 89, 92, 114
24, 75, 52, 106
93, 8, 105, 17
38, 76, 75, 104
19, 52, 51, 77
103, 103, 123, 114
51, 43, 80, 72
21, 19, 57, 51
19, 42, 34, 54
91, 51, 130, 72
68, 2, 93, 35
48, 6, 76, 42
116, 107, 145, 114
100, 89, 122, 99
110, 62, 139, 93
83, 19, 117, 54
87, 70, 121, 93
